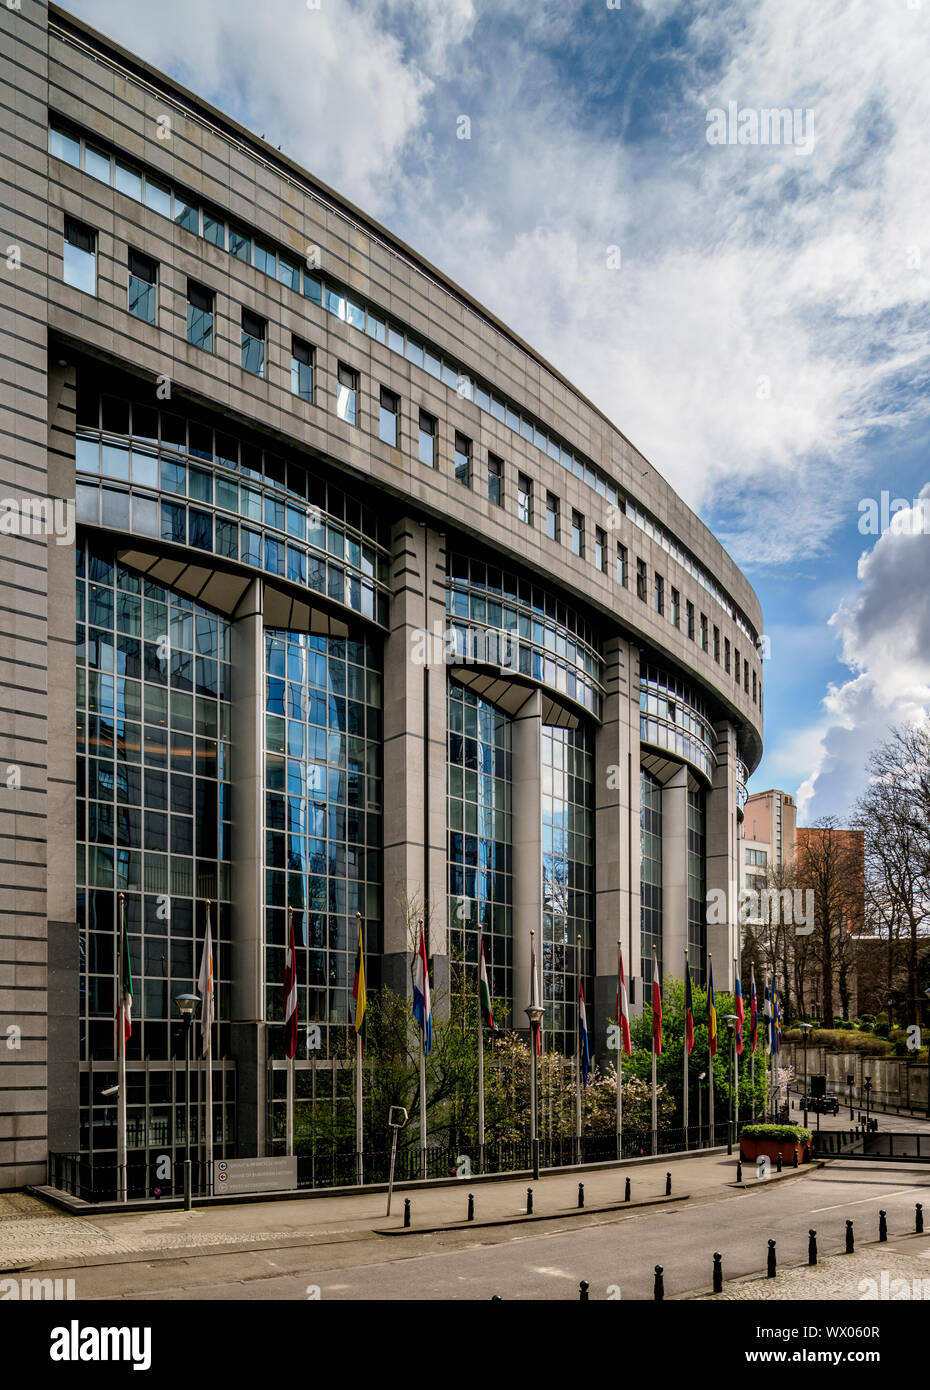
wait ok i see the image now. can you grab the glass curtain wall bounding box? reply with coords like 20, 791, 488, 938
541, 725, 593, 1057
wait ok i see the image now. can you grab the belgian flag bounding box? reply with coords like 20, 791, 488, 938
353, 912, 367, 1052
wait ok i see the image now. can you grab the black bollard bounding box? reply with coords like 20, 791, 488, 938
666, 1171, 672, 1196
879, 1209, 887, 1242
467, 1193, 474, 1222
654, 1265, 664, 1301
579, 1280, 589, 1301
776, 1151, 783, 1173
624, 1176, 631, 1202
578, 1182, 584, 1209
713, 1252, 723, 1293
793, 1148, 799, 1168
767, 1239, 776, 1278
917, 1203, 924, 1234
526, 1186, 533, 1215
491, 1295, 502, 1301
846, 1219, 854, 1253
808, 1229, 817, 1266
403, 1198, 411, 1229
736, 1159, 743, 1182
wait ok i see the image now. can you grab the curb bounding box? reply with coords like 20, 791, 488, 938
372, 1191, 688, 1236
726, 1160, 827, 1190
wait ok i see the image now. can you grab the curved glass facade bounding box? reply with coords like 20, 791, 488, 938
263, 628, 382, 1056
447, 683, 513, 1009
74, 379, 391, 627
639, 663, 716, 783
446, 554, 602, 717
687, 785, 706, 984
542, 725, 594, 1056
76, 537, 233, 1150
640, 768, 663, 984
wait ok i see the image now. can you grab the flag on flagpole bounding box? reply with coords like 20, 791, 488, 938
283, 908, 298, 1060
763, 976, 772, 1054
735, 972, 745, 1056
578, 982, 590, 1086
529, 930, 542, 1055
413, 925, 432, 1057
750, 968, 758, 1053
197, 904, 214, 1058
616, 943, 632, 1056
116, 895, 133, 1045
353, 914, 367, 1051
707, 956, 717, 1058
478, 934, 495, 1030
651, 949, 662, 1055
684, 956, 695, 1055
773, 984, 781, 1055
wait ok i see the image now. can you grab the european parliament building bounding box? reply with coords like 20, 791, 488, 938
2, 3, 764, 1190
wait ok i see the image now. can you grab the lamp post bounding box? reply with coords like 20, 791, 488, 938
525, 1001, 544, 1181
724, 1015, 737, 1156
799, 1022, 813, 1130
697, 1072, 706, 1149
174, 993, 200, 1211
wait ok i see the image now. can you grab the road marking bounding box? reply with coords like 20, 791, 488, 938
810, 1189, 914, 1213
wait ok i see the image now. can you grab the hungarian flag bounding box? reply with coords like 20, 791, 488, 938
708, 957, 718, 1058
578, 982, 590, 1087
750, 969, 758, 1053
353, 913, 367, 1051
651, 950, 662, 1055
413, 925, 432, 1057
283, 908, 298, 1060
478, 935, 494, 1030
197, 903, 214, 1059
116, 895, 133, 1047
615, 943, 632, 1057
735, 972, 745, 1056
684, 957, 694, 1055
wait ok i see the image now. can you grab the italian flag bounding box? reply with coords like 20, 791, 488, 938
479, 936, 494, 1030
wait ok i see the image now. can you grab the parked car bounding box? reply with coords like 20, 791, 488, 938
798, 1092, 840, 1115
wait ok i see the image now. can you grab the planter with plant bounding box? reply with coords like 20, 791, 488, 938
739, 1122, 813, 1164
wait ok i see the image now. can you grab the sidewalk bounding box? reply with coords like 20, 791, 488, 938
1, 1148, 791, 1273
694, 1232, 930, 1301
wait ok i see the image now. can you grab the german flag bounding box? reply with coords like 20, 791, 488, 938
353, 912, 367, 1052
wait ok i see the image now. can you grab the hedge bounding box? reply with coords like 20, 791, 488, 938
740, 1123, 813, 1142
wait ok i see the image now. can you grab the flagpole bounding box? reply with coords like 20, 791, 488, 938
651, 945, 658, 1157
575, 934, 583, 1165
418, 919, 427, 1182
683, 948, 689, 1147
118, 892, 127, 1204
616, 940, 622, 1162
355, 911, 364, 1187
286, 905, 294, 1160
733, 954, 740, 1132
477, 938, 485, 1174
204, 901, 214, 1196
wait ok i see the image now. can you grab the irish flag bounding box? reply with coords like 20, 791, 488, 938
478, 935, 494, 1030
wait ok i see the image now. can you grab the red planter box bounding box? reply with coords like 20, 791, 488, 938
740, 1136, 811, 1164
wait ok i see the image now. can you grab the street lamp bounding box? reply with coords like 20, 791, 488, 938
174, 992, 200, 1210
525, 1000, 544, 1182
799, 1023, 813, 1130
697, 1072, 706, 1149
723, 1016, 737, 1155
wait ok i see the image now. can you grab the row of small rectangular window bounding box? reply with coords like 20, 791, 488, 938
52, 117, 757, 646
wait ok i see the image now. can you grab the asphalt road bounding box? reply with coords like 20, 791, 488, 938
33, 1161, 930, 1301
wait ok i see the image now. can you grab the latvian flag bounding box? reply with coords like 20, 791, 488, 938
735, 972, 745, 1056
615, 943, 632, 1057
116, 894, 133, 1047
283, 909, 298, 1060
652, 948, 662, 1055
413, 925, 432, 1057
578, 982, 590, 1087
478, 935, 494, 1031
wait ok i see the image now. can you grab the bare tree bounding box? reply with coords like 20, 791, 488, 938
796, 819, 863, 1025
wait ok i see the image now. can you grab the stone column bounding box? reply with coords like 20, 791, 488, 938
511, 688, 543, 1038
593, 636, 641, 1058
661, 763, 690, 983
381, 520, 448, 1004
706, 720, 739, 989
229, 579, 266, 1156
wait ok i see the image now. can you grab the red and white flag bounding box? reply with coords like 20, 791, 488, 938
615, 942, 632, 1056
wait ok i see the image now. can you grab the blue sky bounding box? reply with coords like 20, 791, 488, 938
62, 0, 930, 823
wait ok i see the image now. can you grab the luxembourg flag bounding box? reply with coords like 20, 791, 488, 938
735, 972, 745, 1056
578, 982, 590, 1087
413, 926, 432, 1058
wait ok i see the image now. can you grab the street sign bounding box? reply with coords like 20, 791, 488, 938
212, 1156, 297, 1194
